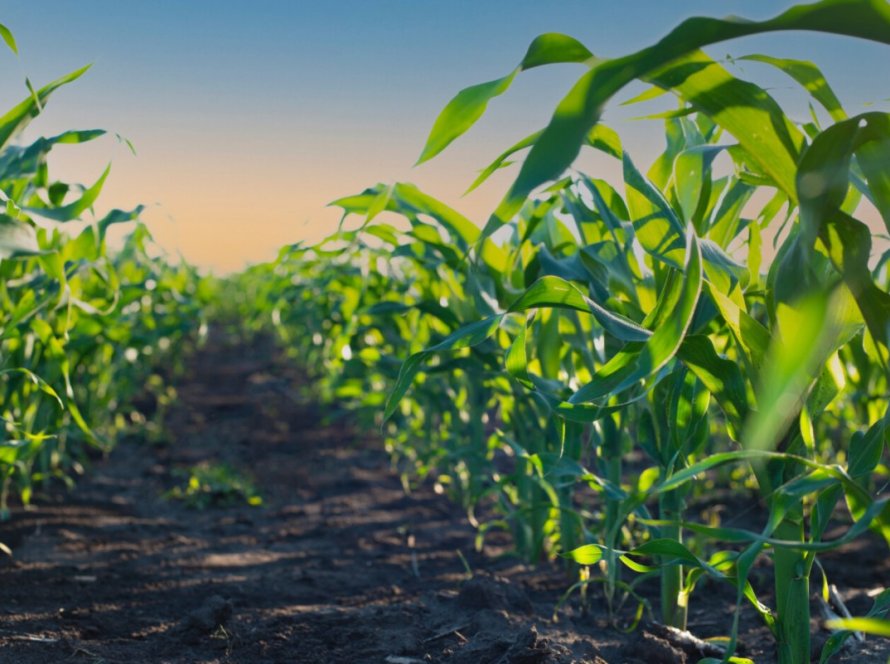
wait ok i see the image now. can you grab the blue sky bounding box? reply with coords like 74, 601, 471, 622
1, 1, 887, 270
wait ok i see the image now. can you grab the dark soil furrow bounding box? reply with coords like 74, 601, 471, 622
0, 335, 887, 663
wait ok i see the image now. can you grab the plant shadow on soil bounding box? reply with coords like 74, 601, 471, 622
0, 333, 888, 663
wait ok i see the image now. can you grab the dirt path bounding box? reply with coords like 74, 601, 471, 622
0, 334, 888, 663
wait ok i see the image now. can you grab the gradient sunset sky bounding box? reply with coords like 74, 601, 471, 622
2, 1, 888, 272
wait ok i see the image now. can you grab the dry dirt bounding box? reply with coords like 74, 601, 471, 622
0, 334, 888, 663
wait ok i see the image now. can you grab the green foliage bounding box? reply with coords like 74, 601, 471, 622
0, 30, 211, 522
223, 3, 890, 663
165, 463, 262, 510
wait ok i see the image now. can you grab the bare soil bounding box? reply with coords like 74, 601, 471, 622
0, 333, 888, 663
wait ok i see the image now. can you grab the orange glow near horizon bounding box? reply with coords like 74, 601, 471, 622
42, 123, 536, 273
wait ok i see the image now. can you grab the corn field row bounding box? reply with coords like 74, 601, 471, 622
3, 2, 890, 663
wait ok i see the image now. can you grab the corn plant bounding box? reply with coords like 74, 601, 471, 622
0, 27, 210, 521
216, 3, 890, 663
371, 2, 890, 662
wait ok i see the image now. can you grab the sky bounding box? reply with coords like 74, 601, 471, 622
1, 1, 888, 272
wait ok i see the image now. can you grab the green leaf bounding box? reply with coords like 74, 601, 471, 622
507, 275, 651, 342
24, 78, 42, 113
739, 54, 846, 122
708, 179, 755, 249
0, 368, 63, 409
648, 51, 804, 201
658, 499, 886, 552
0, 65, 91, 152
741, 295, 837, 452
0, 215, 39, 259
623, 152, 686, 269
825, 617, 890, 637
332, 182, 507, 272
490, 0, 890, 228
465, 130, 541, 195
518, 33, 593, 71
417, 71, 517, 165
465, 123, 620, 195
562, 543, 605, 565
673, 145, 724, 232
505, 319, 533, 389
0, 24, 17, 55
26, 164, 111, 222
677, 335, 748, 438
847, 416, 887, 480
418, 33, 593, 165
97, 205, 145, 241
705, 283, 769, 367
570, 230, 702, 403
795, 112, 890, 358
628, 538, 704, 567
383, 315, 504, 421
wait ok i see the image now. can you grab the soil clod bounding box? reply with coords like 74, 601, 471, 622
622, 629, 688, 664
179, 594, 234, 638
457, 573, 534, 615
